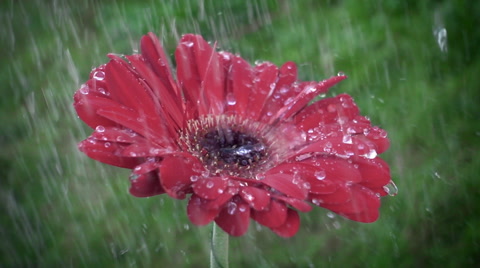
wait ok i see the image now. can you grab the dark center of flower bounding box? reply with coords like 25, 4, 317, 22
200, 129, 267, 167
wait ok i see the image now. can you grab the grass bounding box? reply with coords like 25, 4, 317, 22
1, 0, 479, 267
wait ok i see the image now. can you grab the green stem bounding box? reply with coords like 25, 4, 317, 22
209, 223, 229, 268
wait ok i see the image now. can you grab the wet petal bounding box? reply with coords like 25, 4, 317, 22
129, 162, 165, 197
320, 185, 380, 221
192, 177, 229, 200
78, 138, 142, 168
203, 187, 239, 210
251, 200, 287, 228
187, 194, 219, 225
275, 196, 312, 212
261, 174, 309, 199
354, 157, 391, 188
230, 56, 254, 116
215, 199, 251, 236
158, 155, 202, 199
73, 91, 119, 129
246, 62, 278, 120
271, 209, 300, 238
239, 186, 271, 211
310, 184, 352, 205
140, 32, 180, 98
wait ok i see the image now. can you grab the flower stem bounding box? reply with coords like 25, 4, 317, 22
210, 223, 229, 268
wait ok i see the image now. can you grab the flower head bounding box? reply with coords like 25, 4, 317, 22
74, 33, 394, 237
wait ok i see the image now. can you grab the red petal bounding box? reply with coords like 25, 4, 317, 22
246, 62, 278, 120
78, 138, 142, 168
192, 177, 229, 200
104, 56, 158, 117
175, 34, 208, 115
187, 194, 219, 225
310, 184, 352, 205
354, 157, 391, 188
73, 91, 118, 129
230, 56, 253, 116
97, 106, 173, 147
158, 155, 201, 199
341, 209, 379, 223
271, 209, 300, 238
261, 174, 309, 199
320, 185, 380, 217
129, 162, 165, 197
125, 54, 182, 129
203, 187, 239, 210
275, 196, 312, 212
294, 93, 359, 132
215, 199, 251, 236
90, 126, 145, 144
260, 62, 298, 122
251, 200, 287, 228
121, 143, 172, 157
140, 32, 180, 99
239, 186, 271, 211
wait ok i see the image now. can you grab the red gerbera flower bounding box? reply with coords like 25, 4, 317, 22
74, 33, 395, 237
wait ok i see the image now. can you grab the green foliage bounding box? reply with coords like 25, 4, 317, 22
1, 0, 479, 267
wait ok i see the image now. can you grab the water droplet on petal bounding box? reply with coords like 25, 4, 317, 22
314, 170, 326, 180
227, 202, 237, 215
79, 84, 89, 94
95, 125, 105, 132
342, 134, 352, 144
93, 71, 105, 80
337, 71, 346, 76
383, 180, 398, 196
206, 181, 214, 189
226, 93, 236, 105
190, 175, 199, 182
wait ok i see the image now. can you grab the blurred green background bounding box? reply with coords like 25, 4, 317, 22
1, 0, 479, 267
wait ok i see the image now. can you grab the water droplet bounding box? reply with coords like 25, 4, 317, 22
227, 202, 237, 215
326, 212, 335, 219
95, 125, 105, 132
129, 174, 140, 181
337, 71, 346, 76
364, 149, 377, 159
182, 41, 194, 47
206, 181, 214, 189
93, 71, 105, 80
239, 206, 247, 212
383, 180, 398, 196
104, 142, 111, 148
79, 84, 89, 94
314, 170, 326, 180
190, 175, 199, 182
226, 93, 236, 105
342, 134, 352, 144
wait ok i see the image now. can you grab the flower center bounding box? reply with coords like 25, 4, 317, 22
200, 129, 267, 167
180, 115, 306, 178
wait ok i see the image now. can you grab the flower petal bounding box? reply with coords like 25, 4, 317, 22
73, 91, 119, 129
215, 198, 251, 236
187, 194, 219, 225
239, 186, 271, 211
89, 126, 145, 144
251, 200, 287, 228
158, 155, 202, 199
275, 196, 312, 212
354, 157, 391, 188
261, 174, 309, 199
140, 32, 180, 99
104, 56, 158, 117
230, 56, 254, 116
192, 177, 229, 200
271, 209, 300, 238
246, 62, 278, 120
321, 185, 381, 223
129, 162, 165, 197
78, 138, 142, 168
310, 184, 352, 205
